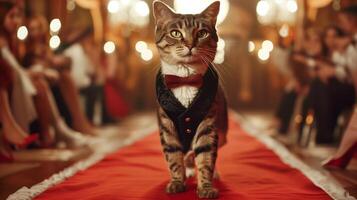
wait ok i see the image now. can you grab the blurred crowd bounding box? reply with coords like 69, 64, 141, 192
271, 5, 357, 169
0, 1, 129, 162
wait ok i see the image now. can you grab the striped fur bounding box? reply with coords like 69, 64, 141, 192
153, 1, 227, 199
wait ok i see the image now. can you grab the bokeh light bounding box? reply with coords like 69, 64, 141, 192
258, 48, 270, 61
133, 1, 149, 17
135, 41, 148, 53
262, 40, 274, 52
141, 48, 153, 61
50, 18, 61, 33
104, 41, 116, 54
287, 0, 298, 13
107, 0, 120, 13
17, 26, 28, 40
248, 41, 255, 53
279, 24, 289, 37
49, 35, 61, 49
256, 0, 270, 17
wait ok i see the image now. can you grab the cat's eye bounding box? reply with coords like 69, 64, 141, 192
197, 30, 209, 38
170, 30, 182, 38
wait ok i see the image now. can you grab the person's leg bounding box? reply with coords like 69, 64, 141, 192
98, 84, 116, 124
310, 79, 336, 144
275, 90, 297, 134
81, 85, 96, 123
31, 77, 55, 146
57, 70, 96, 135
36, 77, 90, 147
51, 85, 72, 126
0, 88, 29, 143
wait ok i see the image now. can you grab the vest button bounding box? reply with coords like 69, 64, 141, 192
185, 117, 191, 122
186, 129, 192, 134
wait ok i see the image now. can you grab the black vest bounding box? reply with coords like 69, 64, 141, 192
156, 66, 218, 153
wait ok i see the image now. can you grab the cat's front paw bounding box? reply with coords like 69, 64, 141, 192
197, 186, 219, 199
166, 181, 186, 194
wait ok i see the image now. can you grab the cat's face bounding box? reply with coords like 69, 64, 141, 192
153, 1, 219, 67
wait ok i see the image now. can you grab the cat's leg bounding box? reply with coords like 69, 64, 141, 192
193, 120, 219, 199
158, 109, 186, 194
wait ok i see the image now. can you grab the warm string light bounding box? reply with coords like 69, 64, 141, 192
132, 1, 150, 17
135, 41, 153, 62
135, 41, 148, 52
48, 18, 62, 49
17, 26, 28, 40
256, 0, 270, 17
258, 48, 270, 61
103, 41, 116, 54
107, 0, 120, 13
287, 0, 298, 13
279, 24, 289, 37
248, 41, 255, 53
49, 35, 61, 49
262, 40, 274, 52
50, 18, 61, 33
249, 40, 274, 62
141, 49, 153, 61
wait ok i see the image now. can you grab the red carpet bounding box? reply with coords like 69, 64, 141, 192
36, 119, 331, 200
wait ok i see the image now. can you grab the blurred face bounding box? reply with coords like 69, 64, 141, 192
334, 36, 351, 51
338, 14, 354, 34
3, 7, 23, 33
324, 28, 338, 51
28, 19, 44, 41
304, 32, 322, 56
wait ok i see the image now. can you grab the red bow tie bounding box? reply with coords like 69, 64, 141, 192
164, 74, 203, 89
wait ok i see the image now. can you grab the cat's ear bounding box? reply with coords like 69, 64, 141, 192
153, 1, 176, 24
201, 1, 220, 25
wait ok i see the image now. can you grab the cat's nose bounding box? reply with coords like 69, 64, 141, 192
186, 45, 194, 53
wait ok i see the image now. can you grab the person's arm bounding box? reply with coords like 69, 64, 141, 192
50, 54, 72, 71
0, 37, 6, 49
315, 60, 337, 83
292, 53, 318, 70
346, 44, 357, 75
0, 43, 37, 95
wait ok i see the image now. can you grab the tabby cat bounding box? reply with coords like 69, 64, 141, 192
153, 1, 228, 199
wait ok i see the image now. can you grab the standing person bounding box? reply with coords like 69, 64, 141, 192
289, 28, 325, 142
270, 37, 297, 135
323, 5, 357, 169
0, 1, 38, 161
62, 28, 114, 124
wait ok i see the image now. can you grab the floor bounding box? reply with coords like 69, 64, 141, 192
0, 111, 356, 199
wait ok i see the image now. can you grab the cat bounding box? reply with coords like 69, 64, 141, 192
153, 1, 228, 199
